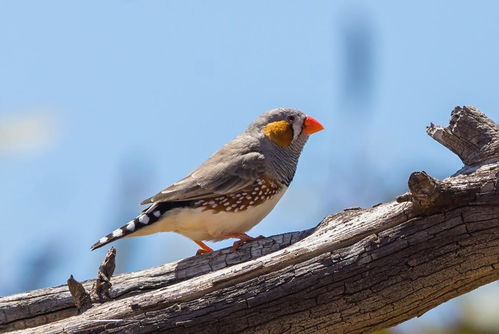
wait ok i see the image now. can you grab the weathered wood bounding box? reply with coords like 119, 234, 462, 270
0, 231, 311, 332
426, 105, 499, 168
92, 247, 117, 302
1, 106, 498, 334
66, 276, 91, 314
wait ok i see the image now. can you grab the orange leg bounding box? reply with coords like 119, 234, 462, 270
224, 233, 265, 252
194, 240, 214, 256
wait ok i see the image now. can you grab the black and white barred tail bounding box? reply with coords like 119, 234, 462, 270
90, 201, 191, 250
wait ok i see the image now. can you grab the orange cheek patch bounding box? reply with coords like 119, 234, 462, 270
262, 120, 293, 147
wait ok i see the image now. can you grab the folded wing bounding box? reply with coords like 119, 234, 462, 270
141, 137, 265, 204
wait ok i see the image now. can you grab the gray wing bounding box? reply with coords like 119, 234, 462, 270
140, 138, 265, 204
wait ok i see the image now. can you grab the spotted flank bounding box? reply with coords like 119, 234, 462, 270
91, 176, 283, 250
192, 177, 281, 213
90, 201, 191, 250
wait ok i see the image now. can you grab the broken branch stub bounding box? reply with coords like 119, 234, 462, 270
66, 275, 91, 313
402, 170, 478, 215
92, 247, 117, 302
399, 105, 499, 215
66, 246, 117, 316
426, 105, 499, 167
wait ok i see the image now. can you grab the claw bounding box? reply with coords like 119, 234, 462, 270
231, 240, 244, 252
196, 249, 211, 256
194, 240, 213, 255
226, 233, 265, 252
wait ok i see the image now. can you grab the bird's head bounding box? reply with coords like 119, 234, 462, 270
249, 108, 324, 147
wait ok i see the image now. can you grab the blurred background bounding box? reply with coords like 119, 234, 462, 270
1, 1, 498, 333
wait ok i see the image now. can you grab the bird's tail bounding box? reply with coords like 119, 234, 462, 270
90, 203, 165, 250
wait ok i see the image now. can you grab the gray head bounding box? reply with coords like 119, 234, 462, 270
247, 107, 324, 185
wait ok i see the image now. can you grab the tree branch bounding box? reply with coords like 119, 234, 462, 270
426, 106, 499, 169
1, 106, 498, 334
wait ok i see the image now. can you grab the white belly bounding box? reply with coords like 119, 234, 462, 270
129, 187, 287, 241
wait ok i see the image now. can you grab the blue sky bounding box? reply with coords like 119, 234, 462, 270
1, 1, 498, 332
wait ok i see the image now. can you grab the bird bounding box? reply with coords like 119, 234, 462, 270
91, 108, 324, 254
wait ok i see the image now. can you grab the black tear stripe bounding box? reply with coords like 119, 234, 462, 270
90, 200, 194, 250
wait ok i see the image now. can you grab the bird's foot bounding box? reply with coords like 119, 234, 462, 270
196, 249, 212, 256
194, 240, 214, 256
225, 233, 265, 252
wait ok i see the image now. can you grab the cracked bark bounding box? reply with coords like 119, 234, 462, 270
1, 106, 498, 334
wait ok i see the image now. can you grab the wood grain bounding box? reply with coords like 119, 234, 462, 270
1, 106, 498, 334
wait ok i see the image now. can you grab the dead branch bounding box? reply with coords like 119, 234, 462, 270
1, 106, 498, 334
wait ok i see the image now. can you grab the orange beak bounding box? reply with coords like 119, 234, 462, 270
302, 115, 324, 135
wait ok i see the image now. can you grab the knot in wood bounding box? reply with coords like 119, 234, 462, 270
407, 171, 445, 214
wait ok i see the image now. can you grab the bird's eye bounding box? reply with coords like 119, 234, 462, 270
287, 115, 295, 122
